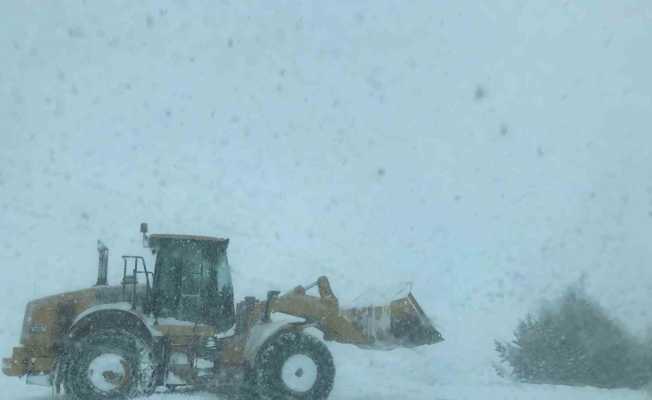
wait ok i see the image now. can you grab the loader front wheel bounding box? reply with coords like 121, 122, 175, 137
255, 331, 335, 400
63, 329, 154, 400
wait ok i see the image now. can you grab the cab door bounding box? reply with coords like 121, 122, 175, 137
178, 254, 210, 323
152, 239, 210, 324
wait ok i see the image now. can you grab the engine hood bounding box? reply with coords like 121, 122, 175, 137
20, 285, 141, 347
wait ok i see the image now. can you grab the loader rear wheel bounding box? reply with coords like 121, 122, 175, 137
63, 329, 154, 400
254, 331, 335, 400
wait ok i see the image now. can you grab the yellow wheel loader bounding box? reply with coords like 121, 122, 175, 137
2, 224, 443, 400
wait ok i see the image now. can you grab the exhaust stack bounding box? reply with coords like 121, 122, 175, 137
96, 240, 108, 286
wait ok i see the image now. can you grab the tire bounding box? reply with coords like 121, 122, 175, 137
254, 331, 335, 400
63, 329, 155, 400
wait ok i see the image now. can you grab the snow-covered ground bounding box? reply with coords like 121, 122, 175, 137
2, 351, 650, 400
2, 1, 652, 399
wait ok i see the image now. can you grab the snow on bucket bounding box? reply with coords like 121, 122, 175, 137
342, 284, 443, 349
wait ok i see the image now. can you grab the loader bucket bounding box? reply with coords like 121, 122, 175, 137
342, 291, 443, 350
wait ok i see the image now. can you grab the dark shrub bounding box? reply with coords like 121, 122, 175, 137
496, 286, 652, 389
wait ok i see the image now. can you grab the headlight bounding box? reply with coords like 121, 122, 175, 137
20, 301, 49, 343
30, 323, 47, 334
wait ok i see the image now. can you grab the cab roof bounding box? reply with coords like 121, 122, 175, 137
148, 233, 229, 246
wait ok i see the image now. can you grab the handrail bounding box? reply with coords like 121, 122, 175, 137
121, 255, 153, 312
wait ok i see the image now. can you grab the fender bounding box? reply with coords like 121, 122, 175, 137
67, 302, 159, 341
244, 319, 311, 365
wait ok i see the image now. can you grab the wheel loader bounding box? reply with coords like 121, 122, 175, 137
2, 224, 443, 400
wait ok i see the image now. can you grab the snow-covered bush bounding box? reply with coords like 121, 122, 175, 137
496, 286, 652, 389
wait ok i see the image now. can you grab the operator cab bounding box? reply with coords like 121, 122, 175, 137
147, 233, 235, 333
